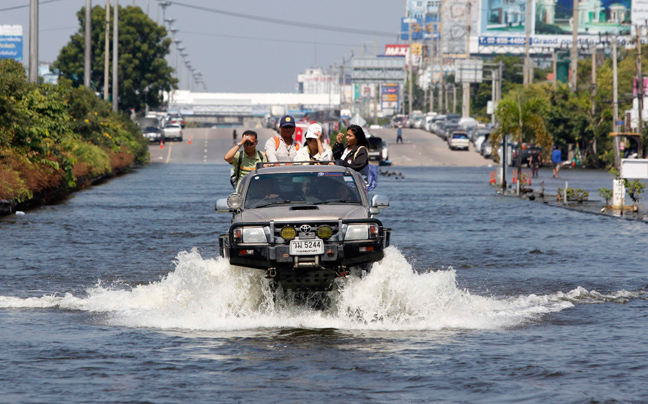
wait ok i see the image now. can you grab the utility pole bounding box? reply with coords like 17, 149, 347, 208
429, 22, 435, 112
637, 25, 644, 158
552, 49, 557, 88
112, 0, 119, 112
29, 0, 38, 83
591, 43, 596, 115
453, 84, 456, 113
462, 0, 471, 118
408, 14, 413, 116
613, 36, 620, 167
498, 60, 506, 191
84, 0, 92, 88
570, 0, 578, 92
104, 0, 110, 101
523, 0, 531, 85
438, 0, 445, 113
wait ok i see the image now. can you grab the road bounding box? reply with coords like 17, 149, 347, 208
148, 127, 494, 167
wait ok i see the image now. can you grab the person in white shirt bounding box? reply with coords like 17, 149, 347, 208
265, 114, 299, 162
294, 123, 332, 163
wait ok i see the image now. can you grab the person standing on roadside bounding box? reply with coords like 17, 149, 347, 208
224, 130, 267, 190
551, 146, 562, 178
529, 154, 539, 178
396, 126, 403, 144
265, 115, 300, 162
232, 129, 237, 145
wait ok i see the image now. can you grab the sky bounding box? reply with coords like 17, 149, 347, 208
2, 0, 406, 93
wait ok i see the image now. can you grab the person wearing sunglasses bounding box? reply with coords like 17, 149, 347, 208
224, 130, 268, 190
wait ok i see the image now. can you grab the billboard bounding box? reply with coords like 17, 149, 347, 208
381, 83, 399, 109
401, 16, 438, 40
384, 44, 422, 67
0, 25, 23, 62
478, 0, 631, 48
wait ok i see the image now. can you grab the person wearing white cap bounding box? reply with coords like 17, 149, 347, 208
294, 123, 333, 163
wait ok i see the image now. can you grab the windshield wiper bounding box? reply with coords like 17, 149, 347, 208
254, 200, 306, 208
313, 200, 361, 205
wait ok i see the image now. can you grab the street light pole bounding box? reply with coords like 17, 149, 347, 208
85, 0, 92, 88
104, 0, 110, 101
462, 0, 471, 118
570, 0, 578, 92
438, 0, 444, 113
29, 0, 38, 83
112, 0, 119, 112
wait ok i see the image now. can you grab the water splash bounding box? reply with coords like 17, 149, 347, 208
0, 247, 634, 331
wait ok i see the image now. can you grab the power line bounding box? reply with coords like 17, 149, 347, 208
182, 30, 354, 48
169, 1, 398, 38
0, 0, 63, 13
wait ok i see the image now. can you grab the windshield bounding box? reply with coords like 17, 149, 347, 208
244, 172, 362, 208
452, 133, 468, 139
367, 138, 383, 150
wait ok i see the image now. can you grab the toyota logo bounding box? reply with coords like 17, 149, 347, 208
300, 225, 311, 233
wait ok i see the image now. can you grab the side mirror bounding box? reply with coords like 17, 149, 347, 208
371, 194, 389, 209
215, 198, 231, 213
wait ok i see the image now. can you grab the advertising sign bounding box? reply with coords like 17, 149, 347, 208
381, 83, 399, 109
478, 0, 632, 48
401, 16, 438, 40
384, 44, 422, 67
0, 25, 23, 62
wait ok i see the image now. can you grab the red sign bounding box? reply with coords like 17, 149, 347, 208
385, 44, 409, 57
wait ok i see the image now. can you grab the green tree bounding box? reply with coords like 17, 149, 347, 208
491, 93, 551, 171
54, 5, 176, 112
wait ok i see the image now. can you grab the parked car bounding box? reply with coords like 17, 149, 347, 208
447, 131, 470, 150
141, 126, 163, 143
474, 132, 489, 154
367, 136, 389, 163
481, 139, 493, 158
216, 163, 391, 294
163, 123, 183, 141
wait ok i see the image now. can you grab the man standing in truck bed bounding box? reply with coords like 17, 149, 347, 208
265, 114, 299, 162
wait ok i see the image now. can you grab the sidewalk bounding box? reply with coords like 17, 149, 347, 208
494, 166, 648, 223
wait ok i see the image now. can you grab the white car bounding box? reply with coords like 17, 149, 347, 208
163, 123, 183, 141
447, 131, 470, 151
474, 134, 488, 154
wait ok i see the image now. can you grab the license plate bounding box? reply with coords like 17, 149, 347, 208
289, 239, 324, 255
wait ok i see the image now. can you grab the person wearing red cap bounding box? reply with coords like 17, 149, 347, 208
265, 114, 300, 162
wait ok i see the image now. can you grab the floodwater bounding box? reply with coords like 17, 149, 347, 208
1, 164, 647, 403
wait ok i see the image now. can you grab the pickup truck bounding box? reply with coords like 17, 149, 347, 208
216, 163, 391, 293
163, 123, 183, 141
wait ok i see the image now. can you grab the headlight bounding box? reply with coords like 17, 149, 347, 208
241, 227, 269, 243
227, 193, 243, 210
345, 224, 379, 241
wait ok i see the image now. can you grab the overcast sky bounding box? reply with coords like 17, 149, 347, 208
2, 0, 407, 93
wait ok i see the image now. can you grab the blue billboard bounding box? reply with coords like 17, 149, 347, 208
401, 16, 439, 40
0, 35, 23, 62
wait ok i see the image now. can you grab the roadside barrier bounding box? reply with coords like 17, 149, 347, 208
160, 140, 164, 149
189, 137, 192, 145
489, 171, 496, 184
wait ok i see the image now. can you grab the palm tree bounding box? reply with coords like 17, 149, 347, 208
491, 95, 551, 181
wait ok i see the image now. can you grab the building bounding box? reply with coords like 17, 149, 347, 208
488, 0, 526, 27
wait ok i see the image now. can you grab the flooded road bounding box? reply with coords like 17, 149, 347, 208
1, 163, 647, 403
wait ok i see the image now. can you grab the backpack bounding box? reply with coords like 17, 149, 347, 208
353, 146, 378, 192
230, 150, 263, 189
266, 137, 299, 158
